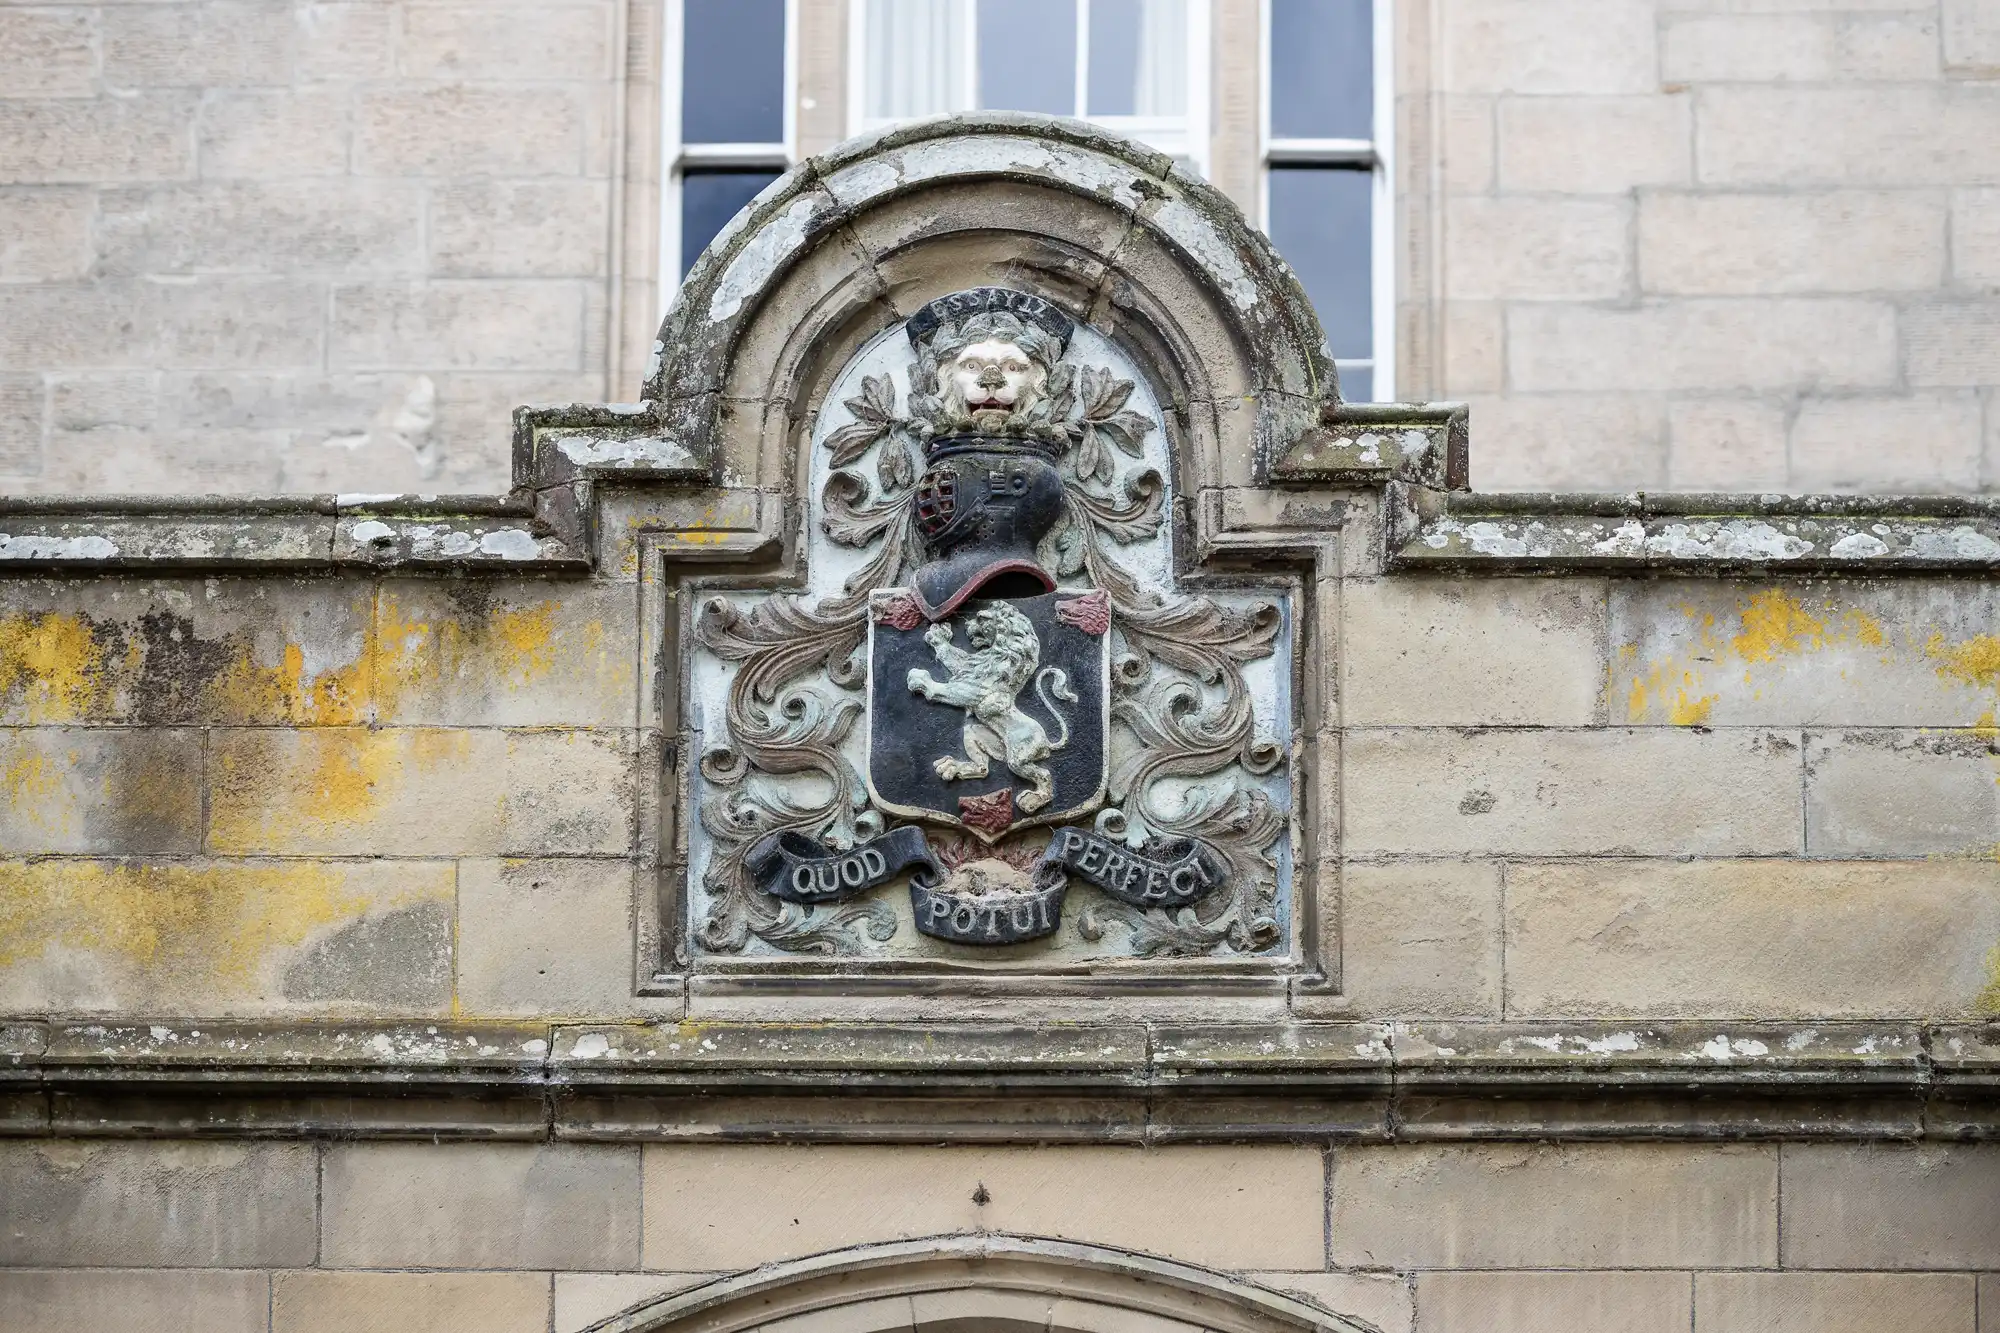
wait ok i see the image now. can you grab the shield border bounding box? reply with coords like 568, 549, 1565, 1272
863, 589, 1112, 843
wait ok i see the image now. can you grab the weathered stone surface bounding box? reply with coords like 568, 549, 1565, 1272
331, 281, 585, 372
1417, 1272, 1691, 1333
207, 726, 509, 854
1497, 94, 1692, 194
555, 1274, 712, 1333
1663, 12, 1942, 83
0, 190, 93, 283
1339, 578, 1604, 726
1250, 1272, 1412, 1333
1339, 861, 1501, 1018
197, 88, 349, 179
0, 1140, 316, 1266
1505, 860, 2000, 1019
1612, 581, 2000, 728
273, 1271, 552, 1333
1509, 300, 1898, 394
1638, 191, 1945, 296
0, 277, 323, 370
1697, 86, 2000, 187
101, 3, 295, 88
458, 858, 637, 1019
0, 1269, 268, 1333
1327, 1143, 1777, 1268
374, 580, 638, 727
98, 181, 426, 278
0, 576, 373, 725
641, 1144, 1326, 1270
1906, 299, 2000, 388
322, 1142, 642, 1270
398, 3, 611, 80
1781, 1144, 2000, 1269
431, 179, 611, 279
0, 9, 97, 98
0, 858, 454, 1016
1667, 399, 1789, 491
1443, 0, 1657, 94
1804, 729, 2000, 857
0, 94, 197, 184
1790, 392, 1985, 493
354, 86, 584, 176
1694, 1272, 1975, 1333
1462, 393, 1666, 492
502, 731, 635, 855
0, 726, 202, 853
1444, 197, 1632, 301
1344, 728, 1801, 856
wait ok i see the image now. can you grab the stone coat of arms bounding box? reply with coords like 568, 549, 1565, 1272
691, 288, 1289, 956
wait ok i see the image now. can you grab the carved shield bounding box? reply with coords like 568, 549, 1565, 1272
866, 588, 1110, 842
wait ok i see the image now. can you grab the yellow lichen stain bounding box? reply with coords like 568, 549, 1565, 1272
0, 612, 114, 723
212, 638, 369, 727
207, 727, 478, 851
0, 860, 432, 986
1623, 589, 1897, 725
376, 594, 586, 702
0, 745, 70, 835
1669, 691, 1716, 726
1926, 632, 2000, 692
1976, 941, 2000, 1018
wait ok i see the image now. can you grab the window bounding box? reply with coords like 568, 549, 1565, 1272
851, 0, 1210, 173
662, 0, 794, 312
1261, 0, 1388, 401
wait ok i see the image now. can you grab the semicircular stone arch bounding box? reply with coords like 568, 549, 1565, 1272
584, 1236, 1373, 1333
648, 113, 1338, 500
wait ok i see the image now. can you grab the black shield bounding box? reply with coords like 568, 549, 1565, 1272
867, 589, 1109, 842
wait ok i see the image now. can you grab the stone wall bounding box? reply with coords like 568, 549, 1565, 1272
1407, 0, 2000, 493
5, 0, 2000, 494
3, 1140, 1998, 1331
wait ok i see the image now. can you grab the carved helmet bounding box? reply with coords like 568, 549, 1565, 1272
905, 289, 1077, 622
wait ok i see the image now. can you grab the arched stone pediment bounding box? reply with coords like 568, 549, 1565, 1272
584, 1235, 1377, 1333
646, 112, 1338, 495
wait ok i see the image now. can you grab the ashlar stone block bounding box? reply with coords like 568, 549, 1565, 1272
374, 579, 638, 727
1339, 860, 1502, 1018
1328, 1142, 1777, 1269
1343, 728, 1801, 857
1695, 1272, 1975, 1333
322, 1142, 643, 1270
274, 1271, 552, 1333
1417, 1272, 1692, 1333
0, 1140, 317, 1266
1805, 729, 2000, 857
642, 1144, 1326, 1271
0, 857, 454, 1016
1789, 391, 1984, 492
1611, 580, 2000, 728
1638, 190, 1945, 296
457, 858, 639, 1019
1505, 859, 2000, 1019
0, 1270, 268, 1333
0, 726, 203, 854
0, 9, 97, 98
1340, 577, 1605, 726
1781, 1145, 2000, 1269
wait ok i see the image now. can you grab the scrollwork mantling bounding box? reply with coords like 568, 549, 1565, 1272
691, 316, 1290, 959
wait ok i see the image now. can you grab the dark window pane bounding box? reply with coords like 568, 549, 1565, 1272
682, 0, 786, 144
978, 0, 1076, 114
682, 169, 781, 275
1267, 165, 1371, 360
1088, 0, 1142, 115
1270, 0, 1371, 140
1335, 364, 1372, 403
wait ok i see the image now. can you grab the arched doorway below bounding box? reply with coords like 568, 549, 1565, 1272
585, 1234, 1375, 1333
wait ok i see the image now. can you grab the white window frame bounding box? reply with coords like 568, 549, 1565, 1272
660, 0, 799, 317
1256, 0, 1393, 402
846, 0, 1211, 176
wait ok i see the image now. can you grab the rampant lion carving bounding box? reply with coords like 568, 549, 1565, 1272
906, 602, 1078, 813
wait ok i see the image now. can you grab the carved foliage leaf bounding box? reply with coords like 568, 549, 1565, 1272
823, 373, 898, 468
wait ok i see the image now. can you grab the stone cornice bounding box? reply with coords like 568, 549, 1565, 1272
5, 1019, 1993, 1143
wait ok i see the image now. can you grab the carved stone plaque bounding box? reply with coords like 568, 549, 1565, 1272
686, 288, 1294, 960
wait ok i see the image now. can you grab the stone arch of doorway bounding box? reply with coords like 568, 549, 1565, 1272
583, 1234, 1374, 1333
